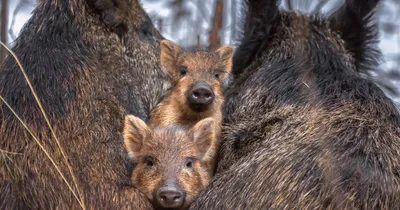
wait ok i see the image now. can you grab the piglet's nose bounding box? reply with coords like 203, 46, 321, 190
156, 184, 185, 209
188, 82, 215, 106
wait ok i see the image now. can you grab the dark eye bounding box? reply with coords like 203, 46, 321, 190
146, 160, 154, 167
185, 160, 193, 168
184, 157, 196, 169
179, 66, 187, 76
143, 156, 155, 168
214, 73, 219, 79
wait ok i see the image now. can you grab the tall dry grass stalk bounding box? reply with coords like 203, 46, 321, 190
0, 41, 86, 210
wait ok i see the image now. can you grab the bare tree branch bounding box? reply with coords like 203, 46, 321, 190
286, 0, 293, 10
230, 0, 237, 43
209, 0, 224, 50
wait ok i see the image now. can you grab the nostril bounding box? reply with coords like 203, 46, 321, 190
160, 195, 167, 201
173, 194, 181, 201
192, 91, 200, 98
192, 88, 213, 98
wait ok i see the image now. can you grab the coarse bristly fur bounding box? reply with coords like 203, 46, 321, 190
189, 0, 400, 209
121, 40, 232, 210
149, 40, 233, 129
0, 0, 171, 209
149, 40, 233, 174
123, 115, 217, 210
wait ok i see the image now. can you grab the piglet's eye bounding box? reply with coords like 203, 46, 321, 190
184, 157, 197, 169
186, 161, 192, 168
143, 156, 155, 168
179, 66, 187, 76
213, 70, 223, 79
146, 160, 154, 167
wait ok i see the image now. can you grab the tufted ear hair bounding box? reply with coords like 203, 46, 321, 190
215, 45, 234, 73
123, 115, 151, 159
91, 0, 142, 33
160, 40, 184, 78
329, 0, 381, 73
190, 117, 217, 161
232, 0, 281, 77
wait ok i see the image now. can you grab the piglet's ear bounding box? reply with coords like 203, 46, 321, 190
160, 40, 184, 78
191, 117, 216, 160
123, 115, 150, 159
215, 45, 234, 72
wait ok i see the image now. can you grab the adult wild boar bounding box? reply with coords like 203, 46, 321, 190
0, 0, 169, 209
190, 0, 400, 209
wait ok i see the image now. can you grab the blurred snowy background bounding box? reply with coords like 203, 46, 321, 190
0, 0, 399, 105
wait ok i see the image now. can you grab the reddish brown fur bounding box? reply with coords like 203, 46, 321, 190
122, 40, 233, 209
123, 115, 216, 210
149, 40, 233, 129
148, 40, 233, 175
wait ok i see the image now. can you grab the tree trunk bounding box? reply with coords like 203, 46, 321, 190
1, 0, 8, 64
230, 0, 236, 43
208, 0, 224, 51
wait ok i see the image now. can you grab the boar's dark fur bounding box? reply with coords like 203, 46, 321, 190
190, 0, 400, 209
0, 0, 170, 209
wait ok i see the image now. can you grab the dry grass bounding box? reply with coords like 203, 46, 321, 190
0, 41, 86, 210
